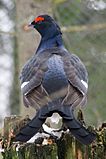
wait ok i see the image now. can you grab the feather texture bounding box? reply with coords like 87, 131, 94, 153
20, 48, 88, 109
15, 15, 95, 144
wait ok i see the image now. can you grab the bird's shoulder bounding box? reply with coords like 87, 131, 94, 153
20, 47, 88, 95
20, 47, 68, 78
20, 47, 67, 96
69, 54, 88, 83
62, 51, 88, 94
20, 51, 50, 83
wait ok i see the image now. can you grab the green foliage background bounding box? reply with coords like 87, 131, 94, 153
1, 0, 106, 127
53, 0, 106, 126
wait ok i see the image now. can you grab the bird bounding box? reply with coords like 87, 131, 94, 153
15, 14, 96, 145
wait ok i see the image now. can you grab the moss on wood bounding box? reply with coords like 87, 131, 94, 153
1, 113, 106, 159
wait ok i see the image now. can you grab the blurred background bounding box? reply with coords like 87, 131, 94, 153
0, 0, 106, 128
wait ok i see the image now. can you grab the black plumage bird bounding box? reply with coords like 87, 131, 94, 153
16, 15, 95, 145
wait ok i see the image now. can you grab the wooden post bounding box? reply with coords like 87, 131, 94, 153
2, 143, 57, 159
1, 113, 106, 159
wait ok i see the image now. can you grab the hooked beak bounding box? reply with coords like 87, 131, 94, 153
23, 23, 34, 31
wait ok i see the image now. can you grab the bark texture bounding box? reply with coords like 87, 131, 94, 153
1, 113, 106, 159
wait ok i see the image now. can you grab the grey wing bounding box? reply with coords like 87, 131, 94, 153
62, 53, 88, 107
63, 53, 88, 95
20, 54, 51, 109
70, 54, 88, 84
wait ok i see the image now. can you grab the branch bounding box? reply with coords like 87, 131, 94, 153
61, 23, 106, 33
0, 23, 106, 36
0, 30, 16, 36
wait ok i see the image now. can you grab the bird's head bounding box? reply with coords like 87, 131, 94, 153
25, 15, 62, 39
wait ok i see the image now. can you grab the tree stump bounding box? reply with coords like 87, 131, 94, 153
1, 113, 106, 159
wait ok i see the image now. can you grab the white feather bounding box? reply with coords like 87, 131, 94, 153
21, 81, 29, 89
81, 80, 88, 89
27, 132, 50, 143
0, 148, 4, 152
43, 124, 63, 138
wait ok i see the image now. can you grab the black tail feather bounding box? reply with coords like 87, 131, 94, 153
58, 105, 96, 145
15, 112, 46, 142
63, 116, 96, 145
15, 104, 96, 144
15, 119, 45, 142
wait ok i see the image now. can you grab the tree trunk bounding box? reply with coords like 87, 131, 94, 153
15, 0, 52, 117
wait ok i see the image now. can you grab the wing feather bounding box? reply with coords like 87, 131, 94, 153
20, 47, 88, 109
62, 53, 88, 95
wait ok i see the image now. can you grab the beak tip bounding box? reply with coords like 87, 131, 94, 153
23, 24, 33, 31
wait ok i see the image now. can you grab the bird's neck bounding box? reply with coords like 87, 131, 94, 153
36, 34, 64, 53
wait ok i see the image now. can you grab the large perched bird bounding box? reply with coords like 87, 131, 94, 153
15, 15, 95, 145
